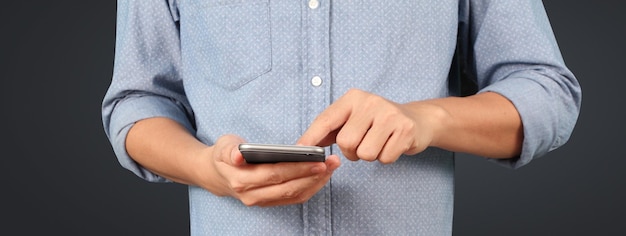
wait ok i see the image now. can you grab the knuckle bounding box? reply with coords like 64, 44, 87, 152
310, 174, 322, 182
265, 171, 283, 184
229, 181, 246, 194
385, 108, 404, 123
378, 156, 397, 165
336, 132, 359, 151
362, 95, 383, 110
401, 118, 416, 132
282, 188, 301, 199
356, 148, 378, 162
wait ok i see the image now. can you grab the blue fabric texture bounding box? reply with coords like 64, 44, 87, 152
102, 0, 581, 235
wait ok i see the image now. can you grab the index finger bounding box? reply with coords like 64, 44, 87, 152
297, 98, 351, 147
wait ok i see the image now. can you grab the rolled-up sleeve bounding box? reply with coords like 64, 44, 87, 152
467, 0, 582, 168
101, 0, 194, 181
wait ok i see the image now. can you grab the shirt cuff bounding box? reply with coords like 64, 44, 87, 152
108, 95, 195, 182
480, 76, 561, 169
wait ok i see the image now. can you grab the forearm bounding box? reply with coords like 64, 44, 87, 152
414, 92, 523, 159
126, 117, 211, 186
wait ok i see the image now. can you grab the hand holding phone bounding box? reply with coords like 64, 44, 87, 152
238, 143, 326, 163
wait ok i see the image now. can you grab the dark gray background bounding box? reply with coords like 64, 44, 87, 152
1, 1, 623, 235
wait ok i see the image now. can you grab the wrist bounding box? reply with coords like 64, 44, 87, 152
402, 100, 452, 150
189, 145, 216, 187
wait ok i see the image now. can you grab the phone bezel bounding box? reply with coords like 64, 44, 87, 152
238, 143, 326, 163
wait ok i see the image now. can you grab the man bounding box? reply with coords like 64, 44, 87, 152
102, 0, 581, 235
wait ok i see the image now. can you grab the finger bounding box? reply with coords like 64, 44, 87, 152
240, 155, 341, 207
230, 148, 246, 166
335, 107, 373, 161
355, 123, 393, 162
297, 94, 355, 147
313, 129, 340, 147
324, 154, 342, 172
376, 130, 409, 164
213, 134, 246, 165
245, 173, 330, 207
230, 161, 328, 192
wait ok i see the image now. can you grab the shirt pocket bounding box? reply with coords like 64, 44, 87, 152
184, 0, 272, 90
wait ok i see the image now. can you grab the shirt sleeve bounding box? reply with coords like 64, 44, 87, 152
101, 0, 193, 182
463, 0, 582, 168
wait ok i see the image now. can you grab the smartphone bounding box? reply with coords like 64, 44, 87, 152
238, 143, 326, 163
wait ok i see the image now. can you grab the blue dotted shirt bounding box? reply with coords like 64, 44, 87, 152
102, 0, 581, 235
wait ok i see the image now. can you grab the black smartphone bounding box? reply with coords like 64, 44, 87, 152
238, 143, 326, 163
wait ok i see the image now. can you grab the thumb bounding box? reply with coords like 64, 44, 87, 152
230, 146, 245, 166
213, 134, 246, 166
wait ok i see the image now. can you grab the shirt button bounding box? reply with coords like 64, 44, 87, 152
311, 76, 323, 87
308, 0, 319, 9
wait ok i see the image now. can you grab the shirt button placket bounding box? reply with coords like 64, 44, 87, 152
308, 0, 319, 9
304, 0, 331, 234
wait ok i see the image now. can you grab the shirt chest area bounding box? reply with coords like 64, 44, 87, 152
175, 0, 459, 100
175, 0, 460, 64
